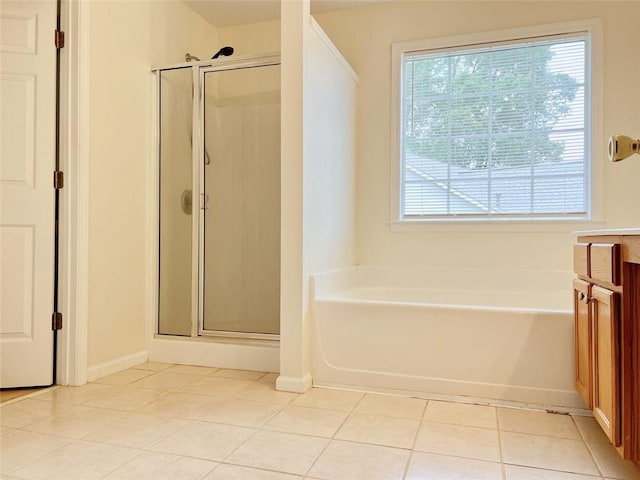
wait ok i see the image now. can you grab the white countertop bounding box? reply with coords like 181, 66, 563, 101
573, 228, 640, 236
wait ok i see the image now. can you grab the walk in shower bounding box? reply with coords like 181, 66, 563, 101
154, 53, 281, 341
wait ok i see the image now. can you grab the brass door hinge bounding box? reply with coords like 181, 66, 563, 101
53, 171, 64, 189
52, 312, 62, 330
55, 30, 65, 49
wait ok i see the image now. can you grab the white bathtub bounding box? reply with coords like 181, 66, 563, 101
311, 266, 584, 409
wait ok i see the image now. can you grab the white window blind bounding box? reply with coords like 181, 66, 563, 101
400, 34, 588, 220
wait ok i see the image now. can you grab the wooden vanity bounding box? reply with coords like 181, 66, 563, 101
573, 229, 640, 468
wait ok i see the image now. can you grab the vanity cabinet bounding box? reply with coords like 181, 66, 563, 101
573, 231, 640, 468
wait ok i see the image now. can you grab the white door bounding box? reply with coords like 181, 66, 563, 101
0, 0, 57, 387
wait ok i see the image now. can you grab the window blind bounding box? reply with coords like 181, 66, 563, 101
401, 35, 588, 220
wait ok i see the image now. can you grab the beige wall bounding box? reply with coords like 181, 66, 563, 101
315, 1, 640, 272
217, 20, 281, 56
88, 1, 217, 367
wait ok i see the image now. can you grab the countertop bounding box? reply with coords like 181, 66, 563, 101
573, 228, 640, 236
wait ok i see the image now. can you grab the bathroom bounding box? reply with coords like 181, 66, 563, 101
57, 2, 639, 405
1, 0, 640, 477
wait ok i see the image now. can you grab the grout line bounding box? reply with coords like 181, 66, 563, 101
401, 399, 429, 479
496, 406, 507, 480
302, 388, 364, 477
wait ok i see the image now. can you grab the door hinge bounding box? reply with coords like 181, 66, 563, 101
53, 171, 64, 189
52, 312, 62, 330
55, 30, 65, 49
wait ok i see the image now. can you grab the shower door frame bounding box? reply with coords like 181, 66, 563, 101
196, 54, 281, 342
154, 53, 281, 343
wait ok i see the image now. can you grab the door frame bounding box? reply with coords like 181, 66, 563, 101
56, 0, 90, 386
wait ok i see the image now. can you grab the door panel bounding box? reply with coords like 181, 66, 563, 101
0, 0, 56, 387
592, 285, 620, 446
574, 279, 592, 407
201, 64, 281, 336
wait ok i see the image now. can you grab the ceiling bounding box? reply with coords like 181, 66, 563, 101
183, 0, 385, 28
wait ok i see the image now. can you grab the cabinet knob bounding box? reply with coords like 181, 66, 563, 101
578, 292, 590, 304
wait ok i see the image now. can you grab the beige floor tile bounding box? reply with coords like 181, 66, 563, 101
208, 369, 267, 381
353, 394, 427, 420
183, 377, 254, 397
137, 392, 224, 419
225, 430, 328, 476
498, 408, 581, 439
232, 382, 298, 405
265, 406, 348, 437
0, 399, 73, 428
405, 451, 502, 480
504, 464, 602, 479
414, 422, 500, 462
102, 451, 217, 479
130, 372, 202, 392
82, 386, 165, 411
501, 431, 599, 476
35, 384, 116, 405
291, 388, 363, 412
23, 405, 124, 439
0, 430, 72, 475
10, 440, 139, 480
588, 441, 640, 479
259, 373, 279, 383
573, 415, 611, 443
308, 439, 409, 480
204, 464, 302, 479
335, 413, 420, 449
83, 413, 187, 448
199, 399, 283, 428
0, 425, 18, 438
131, 362, 174, 372
424, 400, 497, 429
164, 365, 219, 376
91, 369, 154, 386
0, 388, 47, 404
150, 421, 255, 462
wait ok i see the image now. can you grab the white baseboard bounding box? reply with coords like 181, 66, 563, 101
276, 372, 313, 393
87, 351, 148, 382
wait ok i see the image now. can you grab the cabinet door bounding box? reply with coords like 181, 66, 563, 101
592, 285, 620, 446
574, 279, 592, 407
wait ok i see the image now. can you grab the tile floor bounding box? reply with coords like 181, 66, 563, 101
1, 363, 639, 480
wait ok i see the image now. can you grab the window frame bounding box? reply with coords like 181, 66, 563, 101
390, 19, 604, 231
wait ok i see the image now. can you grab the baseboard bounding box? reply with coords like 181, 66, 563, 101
87, 351, 148, 382
276, 372, 313, 393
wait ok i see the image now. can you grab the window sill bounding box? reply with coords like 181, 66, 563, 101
389, 218, 606, 233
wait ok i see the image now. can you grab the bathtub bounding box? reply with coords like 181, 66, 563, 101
311, 266, 584, 409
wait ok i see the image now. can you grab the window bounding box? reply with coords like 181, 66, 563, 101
392, 23, 599, 223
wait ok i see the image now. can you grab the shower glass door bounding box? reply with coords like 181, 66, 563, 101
200, 63, 281, 337
158, 67, 195, 336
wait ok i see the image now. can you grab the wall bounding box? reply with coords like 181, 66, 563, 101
278, 0, 359, 392
87, 1, 217, 370
314, 1, 640, 274
217, 19, 280, 56
303, 19, 358, 278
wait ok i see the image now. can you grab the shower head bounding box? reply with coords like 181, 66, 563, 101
211, 46, 234, 59
185, 52, 200, 62
608, 134, 640, 162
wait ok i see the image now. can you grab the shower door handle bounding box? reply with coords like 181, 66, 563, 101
200, 193, 209, 210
